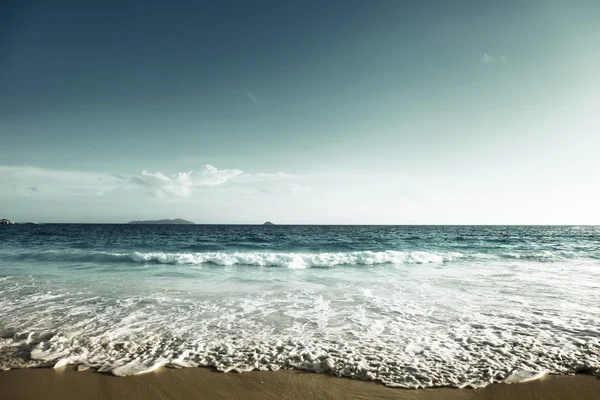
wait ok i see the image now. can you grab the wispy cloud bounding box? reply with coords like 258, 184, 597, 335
481, 53, 507, 65
481, 53, 494, 65
0, 166, 122, 197
246, 91, 258, 104
0, 164, 304, 201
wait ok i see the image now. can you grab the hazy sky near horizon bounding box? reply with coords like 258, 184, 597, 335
1, 0, 599, 224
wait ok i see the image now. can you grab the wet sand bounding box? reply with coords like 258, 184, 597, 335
1, 368, 599, 400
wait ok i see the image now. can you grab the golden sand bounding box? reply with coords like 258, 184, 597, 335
1, 368, 599, 400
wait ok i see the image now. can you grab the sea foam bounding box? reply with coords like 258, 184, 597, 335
1, 225, 599, 388
1, 263, 599, 388
3, 248, 586, 267
126, 250, 464, 267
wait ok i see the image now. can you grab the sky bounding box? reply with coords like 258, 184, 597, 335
1, 0, 599, 224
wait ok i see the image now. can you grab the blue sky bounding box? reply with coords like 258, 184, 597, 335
1, 0, 599, 223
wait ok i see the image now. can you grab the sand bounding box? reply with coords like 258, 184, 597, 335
1, 368, 599, 400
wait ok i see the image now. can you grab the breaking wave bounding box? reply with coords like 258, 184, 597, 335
3, 248, 589, 268
124, 250, 464, 268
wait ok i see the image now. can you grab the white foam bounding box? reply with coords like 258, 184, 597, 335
502, 369, 548, 384
6, 247, 587, 267
111, 358, 169, 376
1, 254, 599, 388
125, 250, 464, 267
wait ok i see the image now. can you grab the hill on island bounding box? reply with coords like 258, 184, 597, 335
128, 218, 195, 225
262, 221, 276, 226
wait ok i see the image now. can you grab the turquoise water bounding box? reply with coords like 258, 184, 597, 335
1, 225, 599, 387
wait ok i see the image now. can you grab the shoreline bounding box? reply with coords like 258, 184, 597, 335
1, 367, 599, 400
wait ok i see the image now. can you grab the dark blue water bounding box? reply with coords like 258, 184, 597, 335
2, 224, 599, 263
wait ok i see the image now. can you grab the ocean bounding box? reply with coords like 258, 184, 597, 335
0, 224, 598, 388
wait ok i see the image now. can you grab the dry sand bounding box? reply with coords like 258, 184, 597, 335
1, 368, 599, 400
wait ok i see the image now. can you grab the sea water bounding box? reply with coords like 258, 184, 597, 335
0, 225, 598, 388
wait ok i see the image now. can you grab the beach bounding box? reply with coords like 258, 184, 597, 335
4, 0, 598, 396
2, 368, 599, 400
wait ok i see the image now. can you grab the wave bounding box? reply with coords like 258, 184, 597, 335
501, 250, 578, 262
2, 248, 590, 268
5, 250, 455, 268
0, 249, 467, 267
123, 250, 464, 268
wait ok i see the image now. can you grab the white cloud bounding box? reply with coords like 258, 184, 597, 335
135, 170, 193, 198
226, 171, 311, 197
130, 165, 244, 198
200, 164, 244, 186
481, 53, 507, 65
0, 164, 297, 201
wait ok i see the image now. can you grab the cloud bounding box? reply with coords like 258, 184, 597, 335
133, 170, 194, 198
129, 165, 244, 198
0, 166, 122, 197
201, 164, 244, 186
481, 53, 495, 65
246, 91, 258, 104
481, 53, 507, 65
0, 164, 304, 203
126, 167, 311, 200
235, 171, 293, 183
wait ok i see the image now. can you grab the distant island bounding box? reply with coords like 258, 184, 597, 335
128, 218, 195, 225
262, 221, 276, 226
